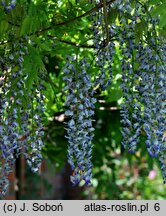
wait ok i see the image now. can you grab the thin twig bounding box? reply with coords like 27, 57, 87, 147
0, 0, 116, 46
48, 36, 95, 49
32, 0, 116, 35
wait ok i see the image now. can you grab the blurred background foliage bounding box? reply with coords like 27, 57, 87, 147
0, 0, 166, 199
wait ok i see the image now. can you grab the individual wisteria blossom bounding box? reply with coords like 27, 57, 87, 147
1, 0, 16, 12
63, 56, 96, 186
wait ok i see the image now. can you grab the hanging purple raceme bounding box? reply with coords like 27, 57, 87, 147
132, 3, 166, 183
147, 21, 165, 183
88, 0, 166, 184
0, 40, 26, 197
63, 56, 96, 186
158, 40, 166, 183
139, 40, 166, 182
115, 1, 142, 154
113, 0, 166, 183
0, 38, 45, 197
91, 0, 115, 90
26, 86, 45, 173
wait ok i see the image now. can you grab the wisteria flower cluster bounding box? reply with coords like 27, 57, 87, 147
63, 56, 96, 186
0, 38, 45, 197
63, 0, 165, 186
116, 1, 142, 154
91, 0, 115, 90
0, 0, 165, 197
112, 0, 166, 183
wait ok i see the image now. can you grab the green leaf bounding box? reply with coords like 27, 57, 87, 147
135, 20, 148, 42
0, 20, 8, 34
67, 0, 73, 8
159, 12, 166, 28
152, 2, 166, 16
20, 16, 31, 36
149, 0, 161, 4
38, 41, 52, 52
108, 8, 119, 24
23, 45, 45, 90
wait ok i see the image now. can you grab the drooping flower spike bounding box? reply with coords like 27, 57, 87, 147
63, 56, 96, 186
